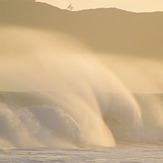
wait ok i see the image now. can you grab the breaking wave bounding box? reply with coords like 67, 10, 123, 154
0, 27, 163, 149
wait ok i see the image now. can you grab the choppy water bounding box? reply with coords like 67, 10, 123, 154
0, 143, 163, 163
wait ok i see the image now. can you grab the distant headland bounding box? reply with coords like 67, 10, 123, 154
0, 0, 163, 59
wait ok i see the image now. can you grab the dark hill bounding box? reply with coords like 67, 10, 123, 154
0, 1, 163, 58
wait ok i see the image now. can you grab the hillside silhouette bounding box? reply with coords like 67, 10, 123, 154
0, 1, 163, 58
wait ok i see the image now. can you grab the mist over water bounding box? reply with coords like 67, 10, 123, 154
0, 26, 163, 149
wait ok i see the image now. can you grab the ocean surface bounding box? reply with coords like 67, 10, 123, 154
0, 143, 163, 163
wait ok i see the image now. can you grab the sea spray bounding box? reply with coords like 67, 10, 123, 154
0, 27, 163, 149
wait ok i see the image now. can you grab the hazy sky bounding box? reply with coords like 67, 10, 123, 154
37, 0, 163, 12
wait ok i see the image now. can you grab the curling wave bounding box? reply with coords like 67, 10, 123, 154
0, 27, 163, 149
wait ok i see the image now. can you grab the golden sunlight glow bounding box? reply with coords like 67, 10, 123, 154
38, 0, 163, 12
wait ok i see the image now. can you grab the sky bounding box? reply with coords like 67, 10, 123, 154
37, 0, 163, 12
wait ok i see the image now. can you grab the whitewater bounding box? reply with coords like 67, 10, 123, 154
0, 26, 163, 162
